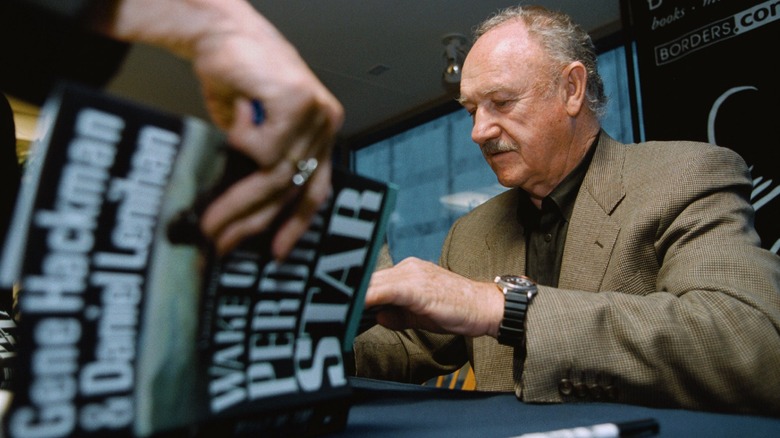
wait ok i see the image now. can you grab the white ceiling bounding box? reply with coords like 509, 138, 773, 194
106, 1, 622, 144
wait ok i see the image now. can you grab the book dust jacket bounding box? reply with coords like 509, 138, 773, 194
0, 84, 395, 437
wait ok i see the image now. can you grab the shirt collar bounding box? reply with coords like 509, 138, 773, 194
517, 133, 600, 222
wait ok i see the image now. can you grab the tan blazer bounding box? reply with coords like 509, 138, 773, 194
355, 132, 780, 416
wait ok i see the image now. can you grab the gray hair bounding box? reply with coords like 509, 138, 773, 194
473, 5, 607, 118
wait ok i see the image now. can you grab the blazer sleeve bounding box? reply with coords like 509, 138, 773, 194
353, 325, 465, 384
521, 144, 780, 416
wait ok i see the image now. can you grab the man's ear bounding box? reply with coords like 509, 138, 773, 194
562, 61, 587, 117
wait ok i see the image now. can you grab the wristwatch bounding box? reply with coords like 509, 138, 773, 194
494, 275, 537, 346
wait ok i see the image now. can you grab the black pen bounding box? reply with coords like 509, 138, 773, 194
513, 418, 659, 438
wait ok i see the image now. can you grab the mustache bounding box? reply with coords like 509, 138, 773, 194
480, 140, 518, 155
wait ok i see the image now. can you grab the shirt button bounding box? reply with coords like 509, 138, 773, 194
544, 233, 552, 242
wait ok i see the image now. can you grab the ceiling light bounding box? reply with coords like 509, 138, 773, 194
441, 33, 469, 90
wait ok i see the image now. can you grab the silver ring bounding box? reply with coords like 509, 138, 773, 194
292, 158, 318, 186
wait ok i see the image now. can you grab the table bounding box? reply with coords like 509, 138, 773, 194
334, 377, 780, 437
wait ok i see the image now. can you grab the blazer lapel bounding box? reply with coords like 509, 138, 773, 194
485, 189, 527, 276
559, 132, 625, 291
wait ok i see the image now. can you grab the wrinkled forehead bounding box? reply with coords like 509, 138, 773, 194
460, 21, 547, 100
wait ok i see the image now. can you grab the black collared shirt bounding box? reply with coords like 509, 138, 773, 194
518, 137, 598, 287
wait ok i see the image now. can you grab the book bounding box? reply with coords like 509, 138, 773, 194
0, 83, 396, 437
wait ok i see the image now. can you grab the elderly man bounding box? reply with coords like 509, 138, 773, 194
354, 5, 780, 416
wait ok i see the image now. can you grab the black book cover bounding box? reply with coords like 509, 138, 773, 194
0, 84, 395, 437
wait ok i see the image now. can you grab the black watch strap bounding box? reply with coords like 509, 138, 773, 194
494, 275, 537, 346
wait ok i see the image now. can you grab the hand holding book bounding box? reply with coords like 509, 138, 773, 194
89, 0, 345, 259
0, 84, 395, 437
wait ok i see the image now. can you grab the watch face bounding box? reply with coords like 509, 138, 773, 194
496, 275, 534, 289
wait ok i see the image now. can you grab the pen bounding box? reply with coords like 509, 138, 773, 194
514, 418, 659, 438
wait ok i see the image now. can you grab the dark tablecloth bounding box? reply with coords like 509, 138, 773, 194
332, 377, 780, 437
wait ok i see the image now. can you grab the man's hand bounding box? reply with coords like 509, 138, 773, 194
101, 0, 344, 259
365, 257, 504, 338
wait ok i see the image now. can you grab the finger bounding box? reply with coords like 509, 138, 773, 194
199, 80, 238, 131
374, 307, 408, 331
229, 89, 339, 170
227, 96, 280, 165
213, 199, 285, 255
200, 162, 296, 245
270, 85, 343, 165
268, 114, 335, 258
271, 163, 333, 260
365, 273, 403, 309
280, 102, 334, 164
